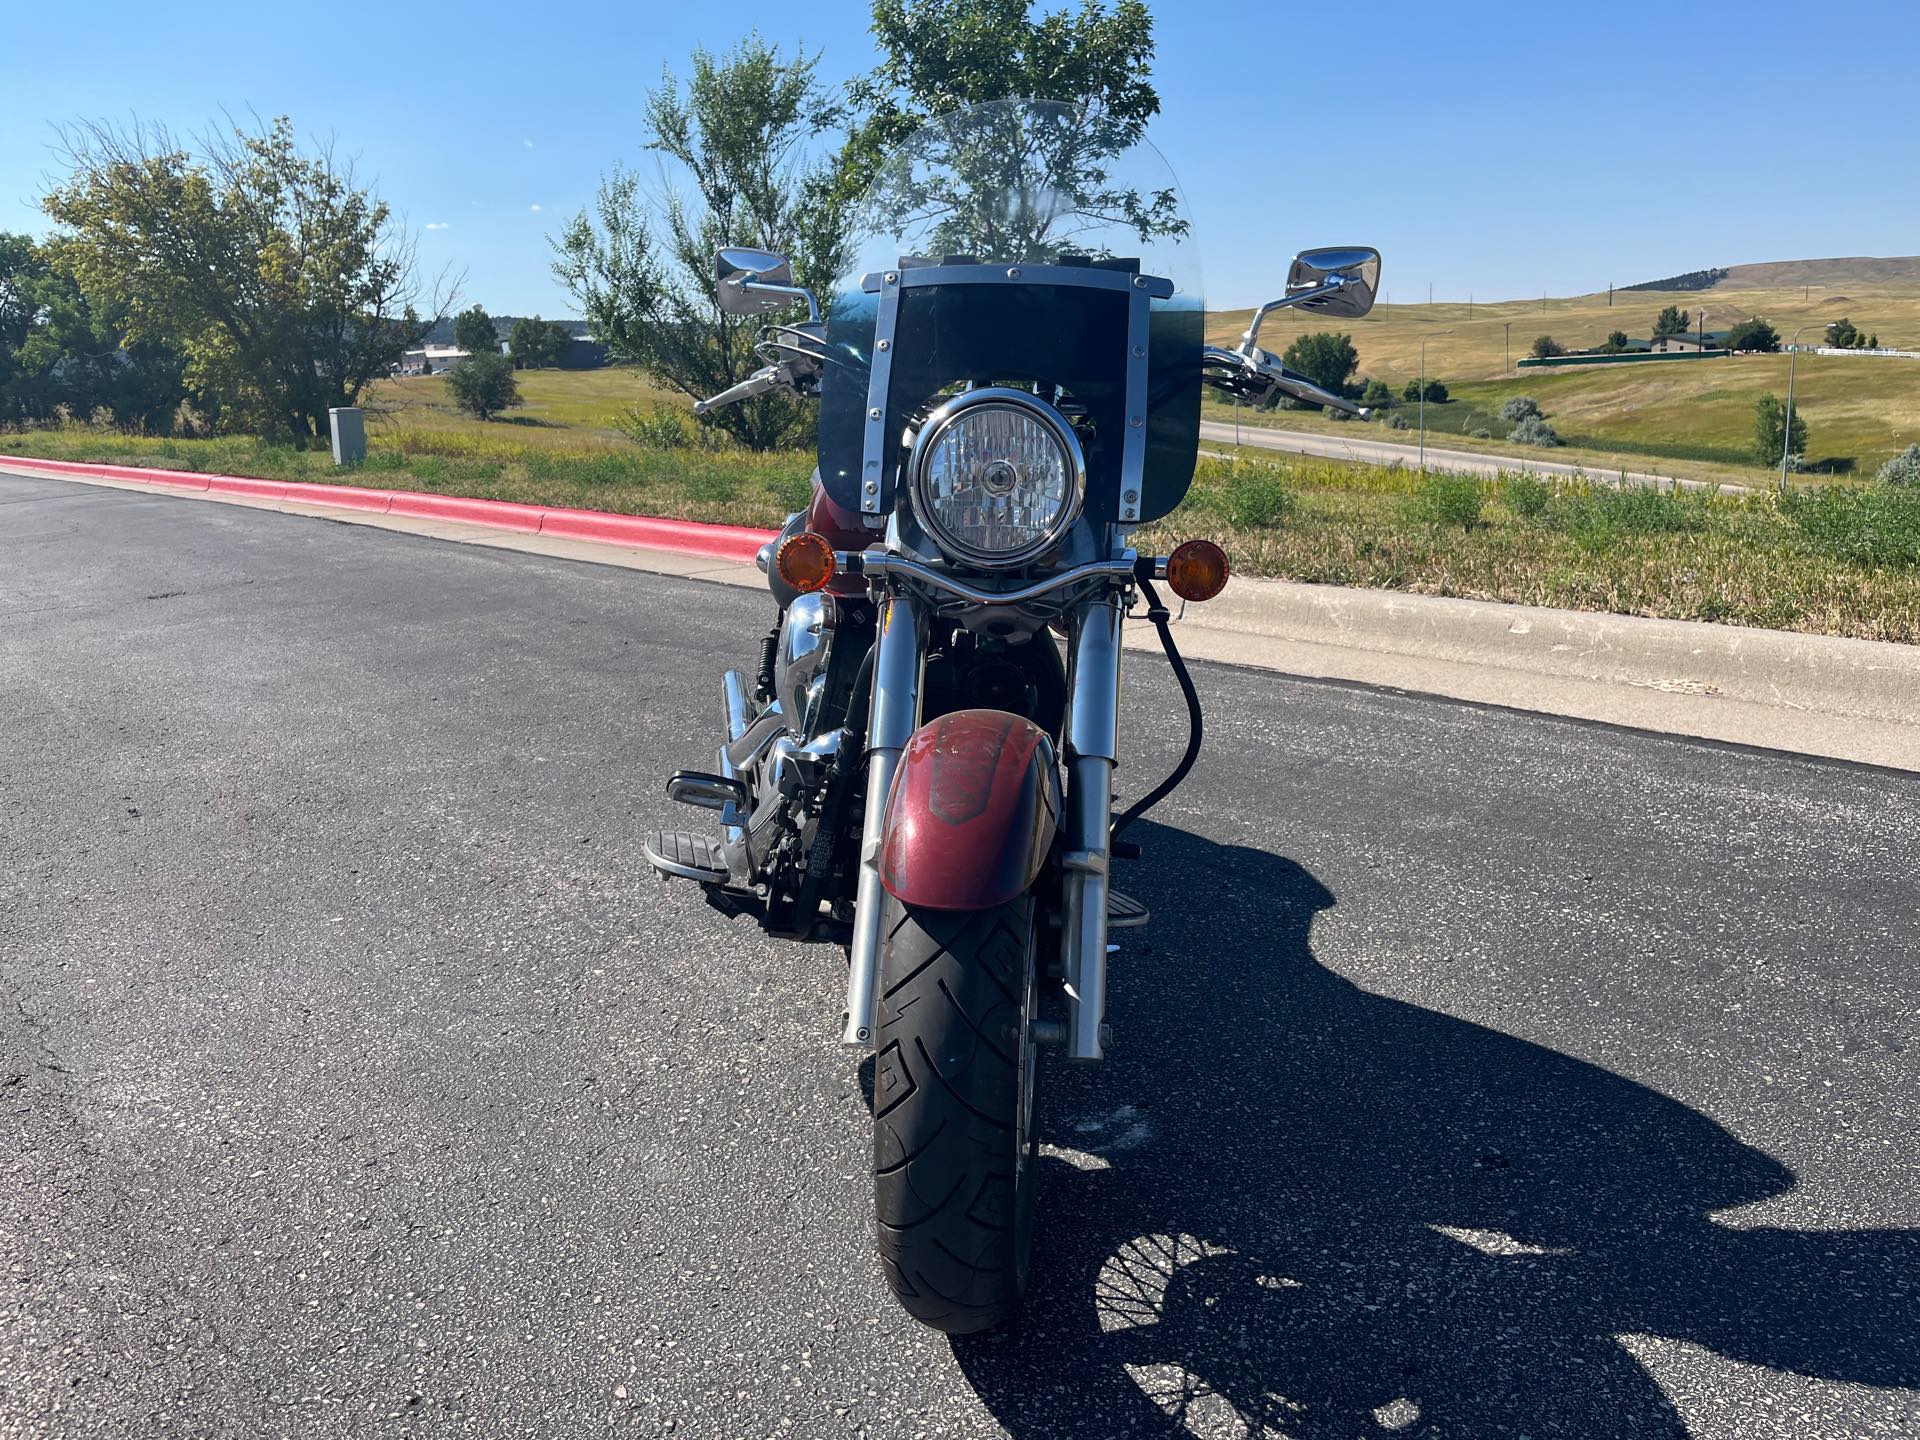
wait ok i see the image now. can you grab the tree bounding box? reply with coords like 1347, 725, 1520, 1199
840, 0, 1158, 203
454, 305, 499, 356
1530, 334, 1565, 359
42, 115, 449, 442
1601, 329, 1629, 353
554, 38, 841, 450
1652, 305, 1690, 340
447, 349, 520, 420
1826, 317, 1859, 349
1280, 332, 1358, 400
1753, 392, 1808, 466
508, 315, 570, 368
1359, 377, 1393, 408
1401, 378, 1448, 403
1723, 317, 1780, 353
0, 232, 190, 431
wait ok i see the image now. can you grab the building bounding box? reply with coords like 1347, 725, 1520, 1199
395, 344, 494, 376
1650, 330, 1729, 354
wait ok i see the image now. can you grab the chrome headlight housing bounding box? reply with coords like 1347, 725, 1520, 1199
908, 388, 1085, 568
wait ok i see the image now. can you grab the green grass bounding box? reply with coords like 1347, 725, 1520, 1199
8, 363, 1920, 644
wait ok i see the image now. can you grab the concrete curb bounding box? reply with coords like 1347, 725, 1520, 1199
5, 454, 1914, 770
0, 453, 773, 563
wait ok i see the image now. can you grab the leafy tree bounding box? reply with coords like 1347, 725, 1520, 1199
1723, 317, 1779, 353
1359, 377, 1392, 408
1753, 392, 1808, 466
840, 0, 1158, 204
1280, 332, 1358, 401
1530, 334, 1565, 359
554, 38, 840, 450
0, 232, 190, 431
508, 315, 571, 368
447, 349, 520, 420
1651, 304, 1690, 340
1867, 333, 1878, 349
1401, 378, 1448, 403
1826, 317, 1859, 349
454, 305, 498, 355
1601, 329, 1629, 353
42, 115, 447, 441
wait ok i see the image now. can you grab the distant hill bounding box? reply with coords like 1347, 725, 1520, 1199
421, 315, 591, 346
1625, 257, 1920, 292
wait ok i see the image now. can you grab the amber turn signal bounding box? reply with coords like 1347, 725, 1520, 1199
1165, 539, 1229, 603
775, 532, 837, 593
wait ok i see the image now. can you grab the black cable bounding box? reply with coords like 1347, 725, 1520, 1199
1111, 576, 1203, 843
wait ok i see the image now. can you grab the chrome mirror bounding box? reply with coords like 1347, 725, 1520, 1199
1240, 244, 1382, 353
1285, 246, 1380, 319
716, 247, 817, 319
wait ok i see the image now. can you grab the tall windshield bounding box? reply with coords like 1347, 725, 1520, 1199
817, 100, 1204, 527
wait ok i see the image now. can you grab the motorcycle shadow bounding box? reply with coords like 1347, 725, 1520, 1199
953, 821, 1920, 1438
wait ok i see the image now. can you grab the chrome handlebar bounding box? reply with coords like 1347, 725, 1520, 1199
1202, 345, 1369, 418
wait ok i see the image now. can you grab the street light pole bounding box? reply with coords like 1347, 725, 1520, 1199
1504, 322, 1512, 374
1418, 329, 1454, 473
1781, 321, 1818, 491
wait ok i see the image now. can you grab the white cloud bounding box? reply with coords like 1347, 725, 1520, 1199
424, 221, 450, 231
529, 203, 542, 212
523, 138, 534, 149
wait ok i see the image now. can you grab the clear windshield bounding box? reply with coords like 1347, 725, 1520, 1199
817, 99, 1204, 526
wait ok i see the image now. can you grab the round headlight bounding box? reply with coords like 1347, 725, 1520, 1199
909, 389, 1085, 567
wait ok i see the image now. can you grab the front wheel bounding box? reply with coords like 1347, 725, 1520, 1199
872, 893, 1040, 1333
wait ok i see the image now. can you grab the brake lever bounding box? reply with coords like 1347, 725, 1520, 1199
693, 364, 785, 416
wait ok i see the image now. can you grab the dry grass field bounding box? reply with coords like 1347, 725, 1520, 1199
1208, 264, 1920, 478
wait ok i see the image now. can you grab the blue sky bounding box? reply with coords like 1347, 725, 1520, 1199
4, 1, 1916, 314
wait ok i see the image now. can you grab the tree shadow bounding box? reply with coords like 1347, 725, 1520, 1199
955, 821, 1920, 1437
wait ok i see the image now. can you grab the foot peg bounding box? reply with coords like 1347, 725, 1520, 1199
644, 830, 729, 884
1108, 889, 1150, 929
666, 770, 747, 812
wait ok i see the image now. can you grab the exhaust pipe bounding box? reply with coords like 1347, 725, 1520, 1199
719, 670, 750, 875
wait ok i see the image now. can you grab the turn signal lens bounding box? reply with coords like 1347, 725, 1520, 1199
1165, 539, 1229, 603
775, 532, 836, 593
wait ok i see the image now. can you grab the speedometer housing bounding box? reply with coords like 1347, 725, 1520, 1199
907, 388, 1086, 569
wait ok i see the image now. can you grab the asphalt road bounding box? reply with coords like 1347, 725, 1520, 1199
1198, 419, 1746, 493
4, 473, 1917, 1440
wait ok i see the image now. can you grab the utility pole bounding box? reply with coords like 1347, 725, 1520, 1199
1608, 282, 1614, 308
1428, 281, 1433, 306
1504, 321, 1512, 373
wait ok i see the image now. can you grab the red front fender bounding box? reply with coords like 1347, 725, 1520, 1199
878, 709, 1061, 912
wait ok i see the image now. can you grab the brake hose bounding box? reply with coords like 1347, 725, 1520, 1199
1110, 576, 1203, 843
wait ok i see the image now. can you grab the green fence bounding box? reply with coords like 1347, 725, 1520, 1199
1517, 349, 1729, 369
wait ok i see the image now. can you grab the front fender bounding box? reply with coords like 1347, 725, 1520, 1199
878, 709, 1060, 911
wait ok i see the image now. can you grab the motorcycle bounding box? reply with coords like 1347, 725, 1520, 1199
644, 99, 1380, 1333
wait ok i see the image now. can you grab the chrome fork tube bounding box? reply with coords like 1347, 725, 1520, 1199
841, 592, 926, 1046
1063, 592, 1125, 1061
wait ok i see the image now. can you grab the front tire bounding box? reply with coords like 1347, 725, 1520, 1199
872, 893, 1039, 1333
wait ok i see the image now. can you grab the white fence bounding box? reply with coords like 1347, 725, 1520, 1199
1785, 345, 1920, 359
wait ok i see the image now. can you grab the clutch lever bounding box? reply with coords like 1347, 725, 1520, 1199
693, 363, 786, 416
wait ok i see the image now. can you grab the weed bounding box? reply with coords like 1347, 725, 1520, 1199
1412, 471, 1483, 530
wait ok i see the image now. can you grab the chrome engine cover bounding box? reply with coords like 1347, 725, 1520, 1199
775, 592, 837, 735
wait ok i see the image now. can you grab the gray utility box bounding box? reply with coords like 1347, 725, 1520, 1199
329, 407, 367, 466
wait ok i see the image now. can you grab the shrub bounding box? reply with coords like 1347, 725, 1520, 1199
1401, 378, 1448, 403
1530, 335, 1565, 359
1508, 414, 1562, 447
1875, 444, 1920, 487
1470, 427, 1492, 439
1214, 462, 1297, 528
446, 352, 521, 421
1412, 471, 1482, 530
1499, 395, 1543, 424
617, 404, 694, 449
1500, 473, 1551, 517
1784, 485, 1920, 568
1387, 413, 1411, 430
1360, 378, 1393, 408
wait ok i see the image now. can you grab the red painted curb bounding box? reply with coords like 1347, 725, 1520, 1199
0, 452, 780, 563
